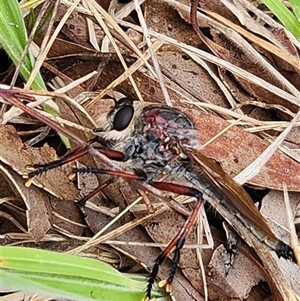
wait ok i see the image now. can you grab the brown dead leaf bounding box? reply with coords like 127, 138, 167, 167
210, 245, 263, 299
0, 125, 79, 201
0, 128, 87, 241
144, 0, 200, 47
46, 38, 97, 58
157, 50, 229, 108
261, 191, 299, 241
180, 105, 300, 192
53, 5, 103, 49
0, 162, 51, 241
143, 0, 230, 108
49, 194, 85, 238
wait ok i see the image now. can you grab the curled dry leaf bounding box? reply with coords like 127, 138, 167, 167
209, 245, 263, 299
261, 191, 299, 242
261, 190, 300, 296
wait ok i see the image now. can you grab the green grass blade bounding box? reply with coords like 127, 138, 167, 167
0, 0, 69, 146
261, 0, 300, 40
0, 246, 164, 301
0, 0, 46, 90
289, 0, 300, 21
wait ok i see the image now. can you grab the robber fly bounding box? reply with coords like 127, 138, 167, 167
19, 97, 295, 299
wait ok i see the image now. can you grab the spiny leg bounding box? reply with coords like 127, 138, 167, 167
73, 167, 146, 181
24, 147, 89, 179
23, 137, 98, 179
145, 181, 204, 300
73, 167, 147, 206
23, 137, 126, 180
74, 168, 158, 215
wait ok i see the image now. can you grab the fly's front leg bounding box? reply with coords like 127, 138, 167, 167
23, 137, 99, 182
23, 146, 90, 183
23, 137, 127, 184
144, 181, 204, 301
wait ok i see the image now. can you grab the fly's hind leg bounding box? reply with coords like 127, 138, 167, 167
144, 181, 204, 301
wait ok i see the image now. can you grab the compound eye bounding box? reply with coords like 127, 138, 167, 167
113, 104, 134, 131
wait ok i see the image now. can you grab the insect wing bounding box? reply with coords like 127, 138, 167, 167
188, 149, 278, 241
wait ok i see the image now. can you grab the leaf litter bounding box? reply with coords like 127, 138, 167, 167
0, 0, 299, 301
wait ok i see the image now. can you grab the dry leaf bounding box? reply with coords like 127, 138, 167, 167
0, 162, 51, 241
0, 125, 79, 201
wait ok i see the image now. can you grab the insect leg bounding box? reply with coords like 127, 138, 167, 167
73, 167, 146, 181
75, 178, 114, 207
145, 181, 204, 300
23, 139, 126, 180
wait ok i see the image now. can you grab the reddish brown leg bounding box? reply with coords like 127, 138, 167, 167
73, 167, 146, 180
137, 189, 155, 214
145, 181, 204, 300
25, 138, 126, 178
76, 178, 114, 207
73, 167, 147, 215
